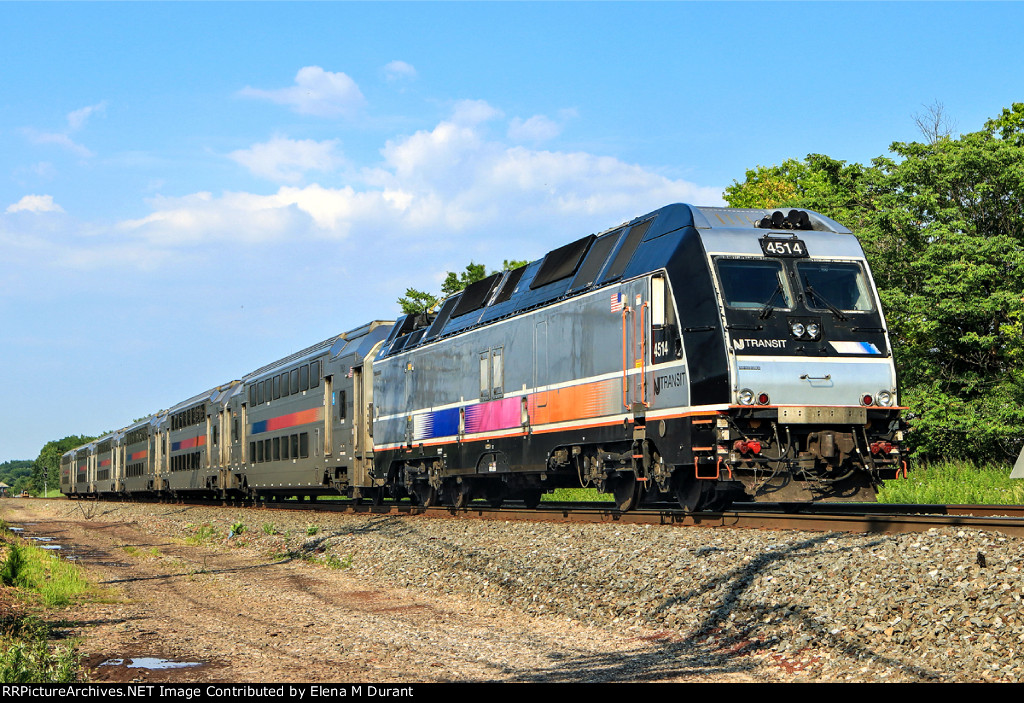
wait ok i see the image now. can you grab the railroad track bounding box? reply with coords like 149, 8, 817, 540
49, 495, 1024, 538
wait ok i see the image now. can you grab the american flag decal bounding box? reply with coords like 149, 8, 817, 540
610, 292, 624, 313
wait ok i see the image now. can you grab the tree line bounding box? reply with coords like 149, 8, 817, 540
725, 103, 1024, 462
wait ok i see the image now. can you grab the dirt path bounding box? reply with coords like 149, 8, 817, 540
3, 499, 754, 683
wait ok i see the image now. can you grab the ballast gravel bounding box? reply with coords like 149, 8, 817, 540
11, 499, 1024, 682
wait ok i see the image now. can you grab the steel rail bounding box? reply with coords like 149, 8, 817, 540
45, 496, 1024, 538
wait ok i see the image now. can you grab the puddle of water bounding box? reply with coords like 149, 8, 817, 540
100, 657, 202, 670
30, 536, 54, 542
7, 527, 24, 533
39, 545, 62, 550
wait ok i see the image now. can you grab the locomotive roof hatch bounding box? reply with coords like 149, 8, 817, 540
694, 206, 852, 234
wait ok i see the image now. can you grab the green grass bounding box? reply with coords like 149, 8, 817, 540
0, 615, 80, 683
323, 553, 353, 570
0, 530, 86, 682
1, 543, 91, 608
543, 463, 1024, 506
878, 460, 1024, 505
543, 488, 614, 503
185, 524, 217, 545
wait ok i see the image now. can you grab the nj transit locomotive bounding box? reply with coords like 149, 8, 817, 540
61, 203, 907, 511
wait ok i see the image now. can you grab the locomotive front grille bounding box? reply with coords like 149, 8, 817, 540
778, 406, 867, 424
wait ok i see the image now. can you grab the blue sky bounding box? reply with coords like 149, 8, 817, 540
3, 2, 1024, 462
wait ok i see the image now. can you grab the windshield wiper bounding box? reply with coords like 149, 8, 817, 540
803, 279, 849, 321
758, 283, 785, 319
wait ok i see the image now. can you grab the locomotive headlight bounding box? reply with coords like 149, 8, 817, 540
876, 390, 895, 407
738, 388, 755, 405
806, 322, 820, 339
790, 322, 806, 338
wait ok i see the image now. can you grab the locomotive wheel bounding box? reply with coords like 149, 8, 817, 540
520, 488, 543, 509
484, 483, 506, 508
453, 482, 473, 509
610, 474, 644, 512
676, 479, 732, 512
412, 483, 438, 507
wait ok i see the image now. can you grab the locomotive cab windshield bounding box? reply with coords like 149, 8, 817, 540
716, 258, 794, 312
797, 260, 875, 313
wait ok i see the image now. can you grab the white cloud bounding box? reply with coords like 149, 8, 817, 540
21, 101, 106, 158
450, 99, 503, 126
383, 60, 417, 82
6, 194, 64, 214
508, 109, 577, 143
229, 135, 344, 183
238, 66, 366, 117
17, 98, 719, 280
67, 102, 107, 131
508, 114, 562, 142
22, 129, 94, 158
116, 104, 722, 251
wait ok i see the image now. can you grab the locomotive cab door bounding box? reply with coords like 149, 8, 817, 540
620, 284, 650, 416
351, 339, 385, 491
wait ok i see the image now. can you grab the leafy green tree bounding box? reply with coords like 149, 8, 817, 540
31, 435, 95, 495
397, 287, 440, 316
865, 107, 1024, 461
398, 260, 530, 315
723, 153, 878, 233
724, 104, 1024, 462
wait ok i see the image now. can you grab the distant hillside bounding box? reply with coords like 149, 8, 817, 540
0, 459, 34, 493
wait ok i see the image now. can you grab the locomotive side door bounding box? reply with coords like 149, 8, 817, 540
620, 282, 650, 415
351, 366, 374, 488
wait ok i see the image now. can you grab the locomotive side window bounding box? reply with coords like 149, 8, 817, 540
479, 352, 491, 400
796, 261, 875, 312
491, 347, 504, 398
715, 259, 793, 310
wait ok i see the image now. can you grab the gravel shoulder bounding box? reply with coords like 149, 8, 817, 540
2, 497, 1022, 683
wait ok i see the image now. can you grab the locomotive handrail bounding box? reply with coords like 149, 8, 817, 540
622, 306, 631, 410
640, 301, 649, 408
